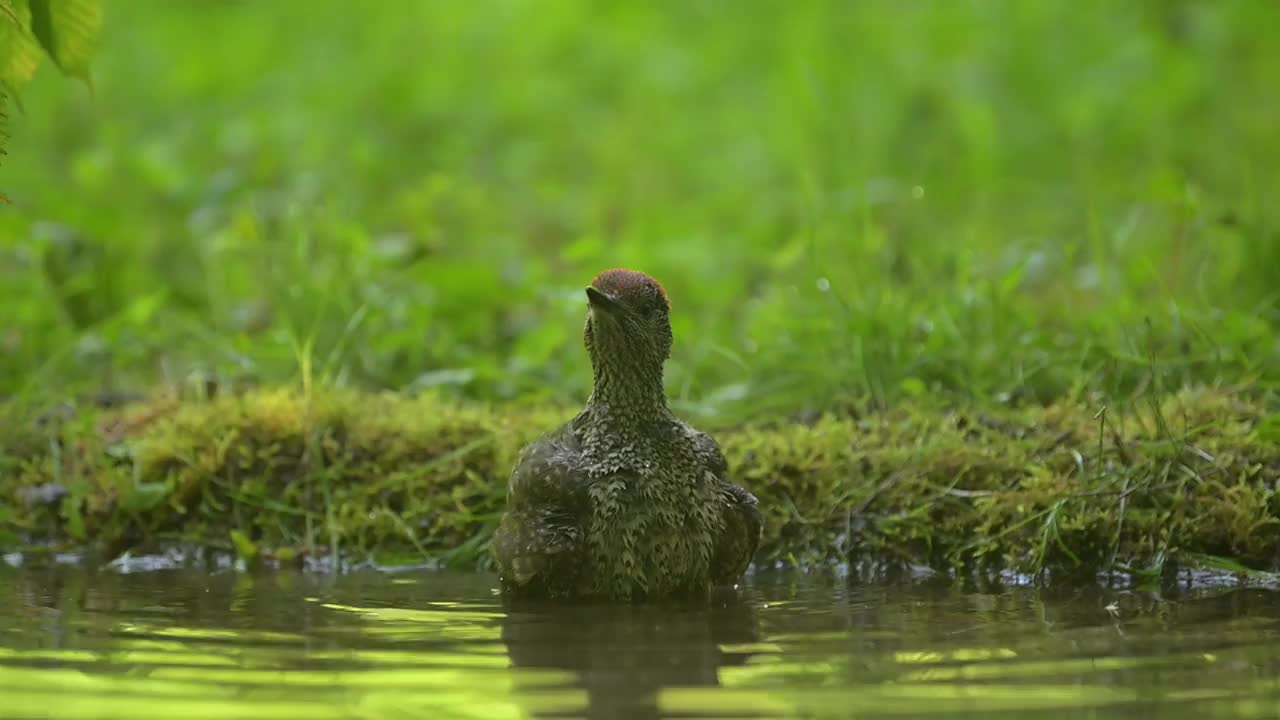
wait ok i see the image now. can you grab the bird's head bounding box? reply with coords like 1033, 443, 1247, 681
583, 268, 673, 371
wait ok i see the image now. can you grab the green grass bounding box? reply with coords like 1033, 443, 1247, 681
0, 1, 1276, 423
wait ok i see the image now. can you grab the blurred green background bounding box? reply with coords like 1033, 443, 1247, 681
2, 0, 1277, 422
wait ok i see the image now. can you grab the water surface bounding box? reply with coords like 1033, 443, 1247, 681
1, 564, 1278, 719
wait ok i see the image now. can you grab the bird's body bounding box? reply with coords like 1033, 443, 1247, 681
493, 269, 762, 602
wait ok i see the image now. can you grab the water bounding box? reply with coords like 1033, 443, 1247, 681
1, 565, 1279, 719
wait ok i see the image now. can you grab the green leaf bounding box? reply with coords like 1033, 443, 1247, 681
1254, 413, 1280, 444
899, 377, 927, 398
997, 259, 1028, 302
0, 1, 20, 25
1181, 552, 1280, 582
230, 530, 258, 562
0, 505, 17, 549
0, 1, 43, 92
122, 480, 171, 512
27, 0, 53, 62
26, 0, 101, 81
60, 491, 85, 540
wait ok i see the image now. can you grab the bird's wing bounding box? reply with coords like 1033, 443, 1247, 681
494, 425, 589, 592
689, 428, 730, 477
508, 434, 566, 505
689, 429, 764, 584
711, 480, 763, 585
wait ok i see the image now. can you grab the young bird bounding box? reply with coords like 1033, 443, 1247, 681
493, 269, 762, 602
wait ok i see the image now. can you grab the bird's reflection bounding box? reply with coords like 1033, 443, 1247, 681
501, 585, 762, 720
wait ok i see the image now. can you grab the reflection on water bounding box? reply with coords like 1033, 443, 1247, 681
502, 589, 760, 718
1, 564, 1279, 719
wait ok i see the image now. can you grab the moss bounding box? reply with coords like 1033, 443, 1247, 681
2, 386, 1278, 579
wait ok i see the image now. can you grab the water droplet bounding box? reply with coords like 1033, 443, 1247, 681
816, 277, 831, 292
912, 185, 925, 199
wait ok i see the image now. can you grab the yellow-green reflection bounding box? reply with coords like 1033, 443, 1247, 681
661, 683, 1144, 717
3, 567, 1280, 720
0, 586, 589, 720
112, 623, 306, 644
897, 652, 1217, 683
893, 648, 1020, 664
318, 601, 507, 622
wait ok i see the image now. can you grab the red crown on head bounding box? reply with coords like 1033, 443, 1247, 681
590, 268, 669, 308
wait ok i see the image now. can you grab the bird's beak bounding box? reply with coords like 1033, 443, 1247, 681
585, 286, 620, 314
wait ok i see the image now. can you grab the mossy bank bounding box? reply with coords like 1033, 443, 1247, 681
2, 387, 1279, 582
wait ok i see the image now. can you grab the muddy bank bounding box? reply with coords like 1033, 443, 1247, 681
2, 387, 1278, 581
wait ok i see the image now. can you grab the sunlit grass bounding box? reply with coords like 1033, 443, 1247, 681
0, 1, 1276, 423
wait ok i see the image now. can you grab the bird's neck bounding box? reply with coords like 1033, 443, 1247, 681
585, 353, 671, 432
